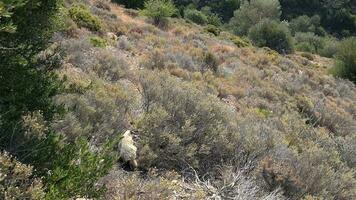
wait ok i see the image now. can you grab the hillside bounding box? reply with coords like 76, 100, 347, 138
1, 0, 355, 199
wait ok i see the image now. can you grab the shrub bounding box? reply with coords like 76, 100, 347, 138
229, 0, 281, 35
231, 36, 250, 47
184, 9, 208, 25
203, 51, 219, 72
69, 5, 102, 31
0, 151, 45, 199
249, 20, 294, 54
289, 15, 325, 36
204, 25, 221, 36
141, 0, 177, 27
201, 6, 222, 26
294, 32, 324, 54
331, 37, 356, 83
44, 137, 119, 199
136, 71, 238, 173
90, 36, 108, 47
318, 37, 340, 58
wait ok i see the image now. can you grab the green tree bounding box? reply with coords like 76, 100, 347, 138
229, 0, 281, 35
0, 1, 118, 198
248, 19, 294, 54
280, 0, 356, 36
141, 0, 177, 27
0, 0, 62, 152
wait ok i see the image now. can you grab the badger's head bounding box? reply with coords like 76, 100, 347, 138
123, 130, 132, 138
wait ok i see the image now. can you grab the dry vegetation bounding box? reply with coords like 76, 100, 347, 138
43, 0, 356, 199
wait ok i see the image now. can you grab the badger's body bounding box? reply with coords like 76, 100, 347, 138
118, 130, 138, 169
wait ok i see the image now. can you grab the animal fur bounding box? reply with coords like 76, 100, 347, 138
118, 130, 138, 169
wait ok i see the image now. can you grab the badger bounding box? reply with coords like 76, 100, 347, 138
118, 130, 138, 170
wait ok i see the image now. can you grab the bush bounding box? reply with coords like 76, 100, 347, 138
0, 151, 45, 199
203, 51, 219, 72
201, 6, 222, 26
89, 36, 108, 47
318, 37, 340, 58
249, 19, 294, 54
141, 0, 177, 27
229, 0, 281, 35
289, 15, 325, 36
69, 5, 102, 31
136, 71, 238, 173
294, 32, 324, 54
184, 9, 208, 25
204, 25, 221, 36
331, 37, 356, 83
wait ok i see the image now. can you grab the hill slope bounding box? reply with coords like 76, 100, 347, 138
52, 1, 356, 199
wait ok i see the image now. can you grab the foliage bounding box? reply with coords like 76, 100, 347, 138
136, 71, 238, 173
44, 137, 119, 199
0, 0, 29, 33
280, 0, 356, 36
184, 9, 208, 25
200, 6, 222, 26
0, 151, 45, 199
203, 51, 219, 72
173, 0, 242, 22
69, 5, 102, 31
204, 25, 221, 36
331, 37, 356, 83
249, 19, 294, 54
289, 15, 325, 36
112, 0, 145, 8
294, 32, 324, 54
141, 0, 177, 26
229, 0, 281, 35
90, 36, 108, 47
0, 0, 63, 153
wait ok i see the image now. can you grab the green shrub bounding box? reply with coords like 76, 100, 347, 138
204, 25, 221, 36
44, 137, 119, 199
201, 6, 222, 26
294, 32, 324, 54
249, 19, 294, 54
301, 52, 314, 60
184, 9, 208, 25
141, 0, 177, 27
330, 37, 356, 83
295, 41, 315, 53
69, 5, 102, 31
89, 36, 108, 47
289, 15, 325, 36
229, 0, 281, 35
229, 35, 250, 47
318, 37, 340, 58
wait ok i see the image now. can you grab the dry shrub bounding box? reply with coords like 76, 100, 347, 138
0, 152, 45, 199
136, 70, 239, 173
